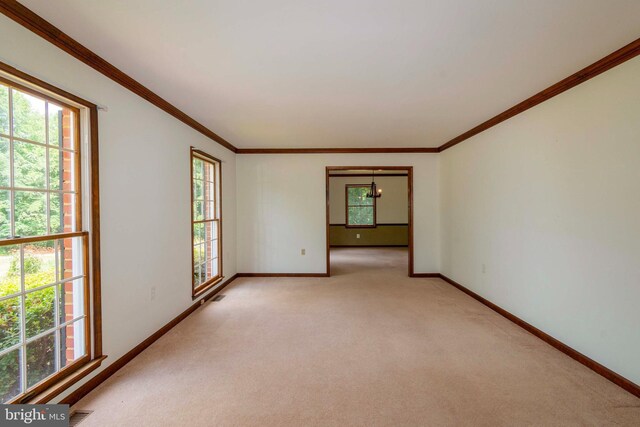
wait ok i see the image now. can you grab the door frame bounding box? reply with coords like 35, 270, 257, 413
325, 166, 414, 276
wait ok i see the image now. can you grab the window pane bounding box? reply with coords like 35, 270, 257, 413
348, 206, 374, 226
49, 193, 76, 235
49, 148, 61, 190
0, 84, 9, 135
49, 193, 61, 234
348, 186, 373, 206
193, 179, 203, 200
0, 295, 21, 351
0, 347, 22, 403
49, 193, 76, 236
58, 279, 83, 325
14, 191, 46, 237
204, 243, 211, 265
0, 245, 20, 298
14, 140, 46, 189
48, 103, 63, 147
206, 201, 215, 220
193, 223, 204, 243
0, 190, 10, 239
12, 89, 46, 144
55, 237, 82, 282
193, 267, 199, 287
0, 137, 9, 187
62, 193, 76, 233
26, 331, 55, 388
194, 243, 204, 267
25, 286, 56, 339
194, 201, 203, 221
60, 319, 85, 368
203, 162, 214, 182
194, 262, 203, 286
204, 180, 214, 204
207, 258, 218, 278
199, 262, 207, 284
60, 151, 76, 192
47, 150, 76, 194
208, 239, 218, 260
193, 158, 203, 180
204, 259, 211, 278
23, 242, 55, 292
61, 110, 75, 151
203, 200, 211, 221
210, 221, 218, 240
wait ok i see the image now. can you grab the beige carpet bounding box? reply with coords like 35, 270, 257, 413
73, 248, 640, 426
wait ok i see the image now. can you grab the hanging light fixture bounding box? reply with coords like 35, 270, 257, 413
366, 170, 382, 198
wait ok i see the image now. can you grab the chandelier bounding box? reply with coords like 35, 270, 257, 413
366, 170, 382, 198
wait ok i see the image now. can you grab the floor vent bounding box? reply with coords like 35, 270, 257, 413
69, 410, 93, 426
212, 294, 226, 302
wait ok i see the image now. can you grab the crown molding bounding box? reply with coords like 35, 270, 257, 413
0, 1, 237, 153
4, 3, 639, 156
236, 147, 438, 154
237, 37, 640, 154
437, 36, 640, 152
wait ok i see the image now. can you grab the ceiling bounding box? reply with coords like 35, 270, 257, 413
21, 0, 640, 149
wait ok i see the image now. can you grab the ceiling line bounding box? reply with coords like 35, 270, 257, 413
236, 147, 439, 154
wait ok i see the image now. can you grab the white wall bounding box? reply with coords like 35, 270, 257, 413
0, 15, 237, 400
329, 176, 408, 224
237, 154, 439, 273
440, 56, 640, 384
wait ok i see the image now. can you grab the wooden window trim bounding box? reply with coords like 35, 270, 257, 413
345, 184, 377, 228
190, 148, 223, 298
0, 61, 104, 404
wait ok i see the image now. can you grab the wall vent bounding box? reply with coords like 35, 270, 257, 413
212, 294, 226, 302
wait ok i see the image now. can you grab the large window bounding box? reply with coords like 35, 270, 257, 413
191, 149, 222, 297
0, 70, 100, 404
346, 184, 376, 227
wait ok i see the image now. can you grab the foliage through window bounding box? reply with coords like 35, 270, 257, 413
191, 149, 222, 296
0, 76, 90, 403
346, 185, 376, 227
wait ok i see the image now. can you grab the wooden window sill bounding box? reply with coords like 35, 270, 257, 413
192, 276, 224, 300
28, 356, 108, 404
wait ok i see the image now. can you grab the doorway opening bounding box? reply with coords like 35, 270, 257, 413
325, 167, 414, 276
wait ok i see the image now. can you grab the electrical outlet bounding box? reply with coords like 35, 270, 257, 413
301, 249, 306, 255
150, 286, 156, 301
356, 234, 360, 239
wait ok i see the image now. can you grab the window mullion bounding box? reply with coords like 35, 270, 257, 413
45, 102, 51, 234
8, 88, 15, 238
53, 245, 60, 371
19, 244, 27, 394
